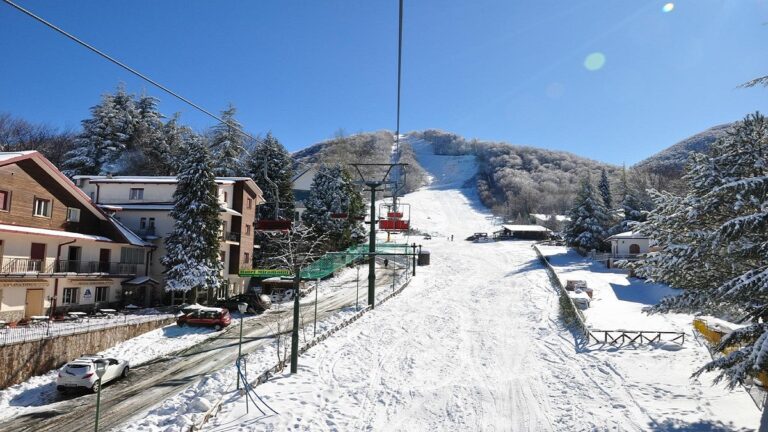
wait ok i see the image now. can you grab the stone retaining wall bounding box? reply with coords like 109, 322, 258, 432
0, 317, 174, 389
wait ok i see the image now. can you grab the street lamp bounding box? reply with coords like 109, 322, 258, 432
236, 301, 248, 390
93, 359, 108, 432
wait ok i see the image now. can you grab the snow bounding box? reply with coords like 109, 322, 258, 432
606, 230, 649, 240
0, 223, 113, 242
194, 138, 760, 431
0, 322, 221, 422
531, 213, 570, 222
501, 224, 552, 232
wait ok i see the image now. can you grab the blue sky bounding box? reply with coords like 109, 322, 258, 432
1, 0, 767, 165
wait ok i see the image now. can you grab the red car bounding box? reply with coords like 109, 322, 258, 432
177, 307, 231, 331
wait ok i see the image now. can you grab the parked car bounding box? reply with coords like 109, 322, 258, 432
216, 294, 272, 314
177, 307, 231, 330
56, 356, 129, 392
423, 234, 432, 240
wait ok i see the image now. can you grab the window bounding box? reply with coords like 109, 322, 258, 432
148, 217, 155, 228
33, 198, 51, 217
140, 217, 147, 229
629, 244, 641, 254
247, 198, 252, 209
0, 190, 9, 211
120, 247, 145, 264
62, 287, 79, 305
95, 286, 108, 302
245, 224, 251, 235
219, 251, 226, 262
223, 191, 228, 202
66, 207, 80, 222
129, 188, 144, 200
243, 252, 250, 264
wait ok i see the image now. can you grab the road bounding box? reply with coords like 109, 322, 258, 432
0, 261, 407, 432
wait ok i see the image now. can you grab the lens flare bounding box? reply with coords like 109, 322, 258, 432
662, 3, 674, 13
584, 52, 606, 71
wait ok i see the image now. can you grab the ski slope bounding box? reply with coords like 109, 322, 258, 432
206, 140, 758, 431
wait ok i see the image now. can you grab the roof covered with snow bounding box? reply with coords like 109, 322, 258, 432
0, 223, 113, 242
607, 231, 649, 241
501, 224, 552, 232
109, 217, 153, 247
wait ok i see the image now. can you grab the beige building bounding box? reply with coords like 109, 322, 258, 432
0, 152, 152, 322
75, 175, 264, 301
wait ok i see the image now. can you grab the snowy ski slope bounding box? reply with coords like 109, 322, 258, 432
206, 139, 758, 431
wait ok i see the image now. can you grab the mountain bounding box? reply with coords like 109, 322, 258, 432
633, 123, 734, 176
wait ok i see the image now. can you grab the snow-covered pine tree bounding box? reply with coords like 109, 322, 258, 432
61, 85, 137, 177
209, 104, 246, 177
163, 113, 195, 174
161, 136, 223, 298
564, 176, 611, 251
129, 93, 169, 175
247, 132, 295, 220
646, 113, 768, 427
609, 166, 648, 235
301, 165, 363, 250
599, 168, 613, 210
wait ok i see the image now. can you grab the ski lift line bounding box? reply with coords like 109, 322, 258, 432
1, 0, 264, 145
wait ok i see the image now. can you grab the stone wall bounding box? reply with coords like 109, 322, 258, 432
0, 317, 174, 389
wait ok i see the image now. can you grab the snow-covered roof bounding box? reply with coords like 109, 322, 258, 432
122, 276, 159, 285
109, 216, 153, 247
0, 151, 37, 162
76, 175, 251, 186
101, 203, 242, 216
607, 231, 649, 241
530, 214, 570, 222
501, 224, 552, 232
0, 223, 113, 242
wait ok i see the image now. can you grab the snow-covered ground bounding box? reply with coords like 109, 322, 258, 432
538, 245, 691, 331
201, 140, 760, 431
0, 322, 222, 422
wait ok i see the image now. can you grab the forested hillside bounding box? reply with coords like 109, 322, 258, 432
409, 130, 630, 218
292, 130, 428, 194
634, 123, 733, 177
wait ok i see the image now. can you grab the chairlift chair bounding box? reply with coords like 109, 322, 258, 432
378, 202, 410, 232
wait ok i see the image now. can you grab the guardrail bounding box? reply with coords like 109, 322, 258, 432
532, 243, 685, 346
0, 313, 175, 346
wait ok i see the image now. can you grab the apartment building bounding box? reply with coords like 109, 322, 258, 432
75, 175, 264, 300
0, 152, 153, 322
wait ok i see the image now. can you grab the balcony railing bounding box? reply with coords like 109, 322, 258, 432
222, 231, 241, 242
136, 226, 156, 238
0, 258, 143, 276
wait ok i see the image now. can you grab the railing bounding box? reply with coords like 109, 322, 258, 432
136, 226, 157, 238
222, 231, 241, 242
0, 312, 175, 346
1, 258, 48, 273
0, 258, 142, 276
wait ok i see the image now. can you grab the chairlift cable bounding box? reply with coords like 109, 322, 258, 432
1, 0, 263, 145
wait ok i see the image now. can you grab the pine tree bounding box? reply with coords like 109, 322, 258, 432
599, 168, 613, 209
161, 136, 223, 295
209, 104, 246, 177
62, 85, 137, 176
609, 166, 647, 235
302, 165, 364, 250
129, 93, 169, 175
247, 132, 295, 220
163, 113, 195, 174
564, 176, 611, 251
642, 113, 768, 423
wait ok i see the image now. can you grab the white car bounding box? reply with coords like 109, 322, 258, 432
56, 356, 130, 392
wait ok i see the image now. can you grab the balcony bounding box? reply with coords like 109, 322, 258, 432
0, 258, 143, 276
135, 226, 157, 239
222, 231, 241, 243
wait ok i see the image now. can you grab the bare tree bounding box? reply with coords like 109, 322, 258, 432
266, 222, 328, 373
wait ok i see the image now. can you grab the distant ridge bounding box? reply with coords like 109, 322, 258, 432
633, 123, 734, 175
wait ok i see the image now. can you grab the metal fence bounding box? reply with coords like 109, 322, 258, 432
0, 313, 175, 346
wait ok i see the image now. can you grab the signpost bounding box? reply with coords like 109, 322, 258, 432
238, 269, 292, 277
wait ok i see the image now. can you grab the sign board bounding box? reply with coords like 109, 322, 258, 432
238, 269, 292, 277
83, 288, 93, 299
0, 279, 49, 288
69, 279, 113, 286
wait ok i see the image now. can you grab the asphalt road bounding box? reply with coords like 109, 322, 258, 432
0, 263, 409, 432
